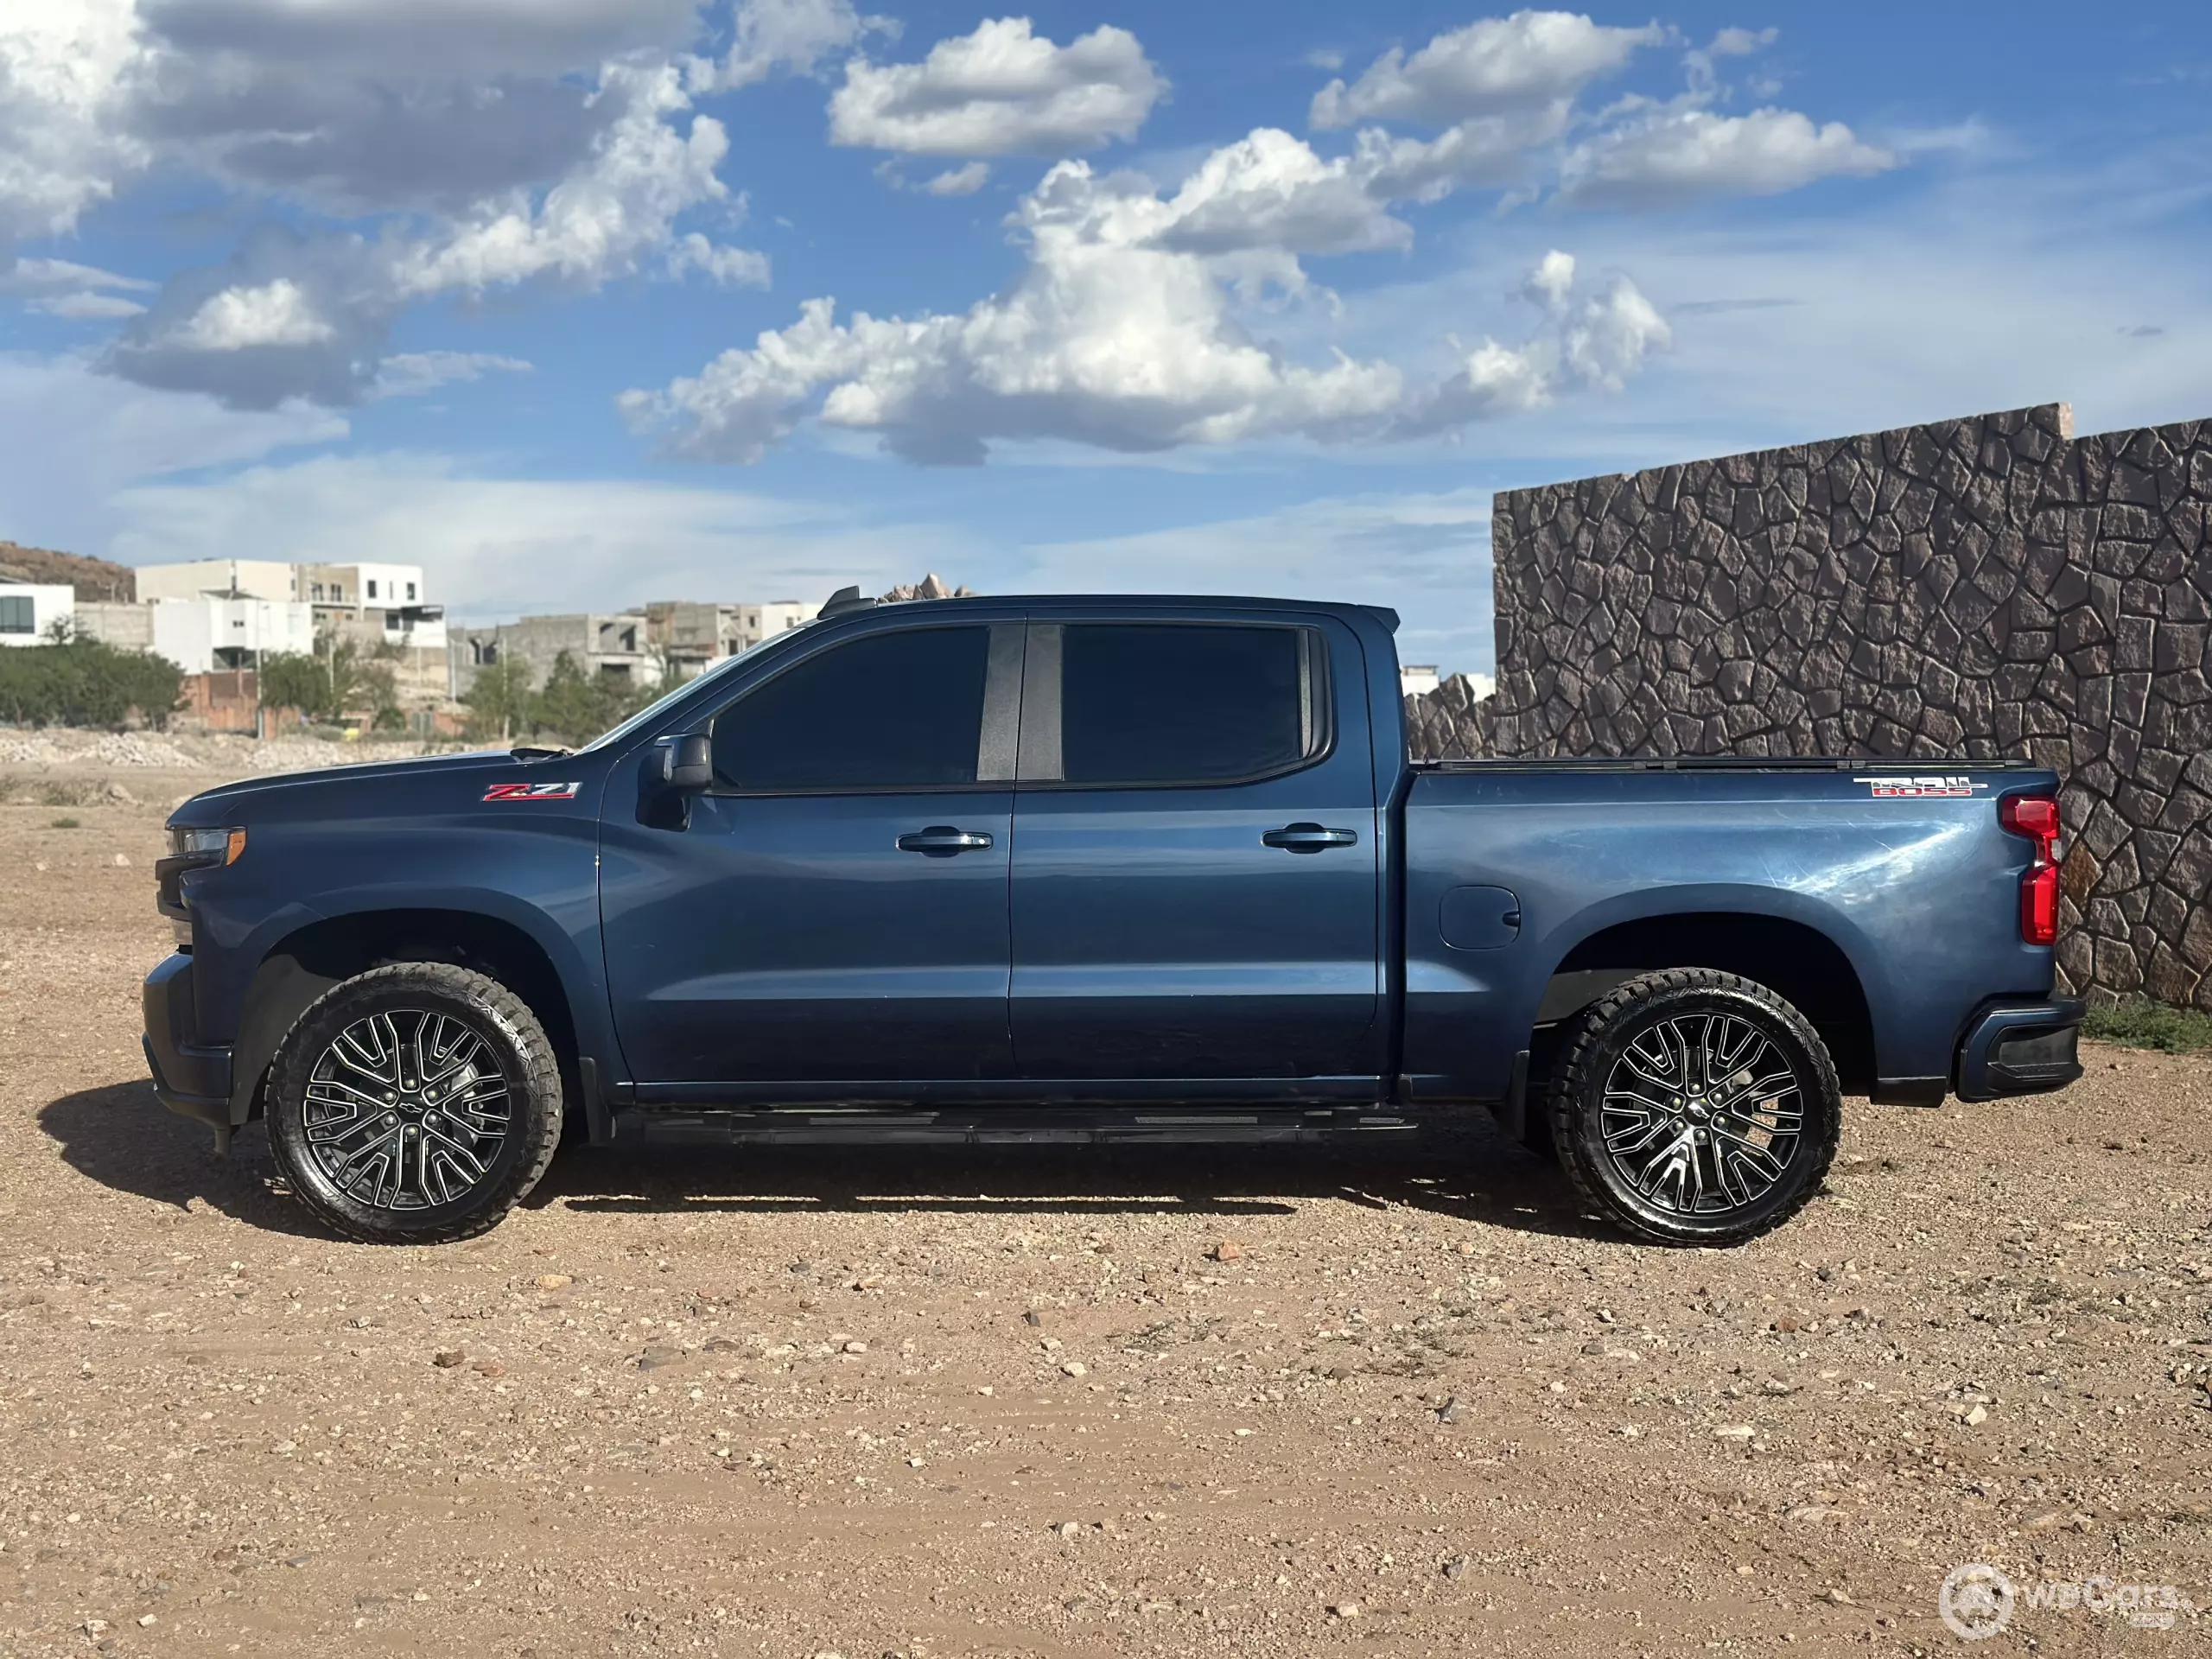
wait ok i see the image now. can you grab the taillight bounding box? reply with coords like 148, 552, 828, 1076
1999, 793, 2062, 946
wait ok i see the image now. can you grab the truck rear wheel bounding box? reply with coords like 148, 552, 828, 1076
1544, 969, 1840, 1246
265, 963, 563, 1244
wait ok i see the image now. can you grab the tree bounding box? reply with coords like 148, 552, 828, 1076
528, 651, 609, 747
0, 639, 182, 729
258, 651, 328, 719
260, 634, 398, 725
461, 656, 536, 743
327, 637, 396, 717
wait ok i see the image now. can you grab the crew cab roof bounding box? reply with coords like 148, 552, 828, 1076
838, 593, 1401, 630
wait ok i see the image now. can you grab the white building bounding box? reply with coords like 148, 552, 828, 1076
1399, 664, 1440, 697
0, 582, 75, 645
135, 558, 299, 606
134, 556, 446, 700
645, 598, 815, 677
149, 596, 316, 673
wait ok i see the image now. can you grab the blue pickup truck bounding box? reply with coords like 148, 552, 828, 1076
145, 592, 2082, 1247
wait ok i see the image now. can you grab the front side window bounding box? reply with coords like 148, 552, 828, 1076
1051, 623, 1324, 786
713, 626, 993, 792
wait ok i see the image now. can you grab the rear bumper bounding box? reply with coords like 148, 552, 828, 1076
143, 952, 235, 1129
1955, 997, 2085, 1103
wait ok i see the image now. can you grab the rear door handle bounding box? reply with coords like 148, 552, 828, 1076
897, 826, 995, 856
1262, 823, 1359, 854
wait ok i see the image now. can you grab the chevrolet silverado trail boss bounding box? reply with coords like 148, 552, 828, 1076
143, 592, 2084, 1247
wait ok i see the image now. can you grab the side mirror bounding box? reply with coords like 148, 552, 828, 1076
639, 732, 711, 830
658, 731, 713, 791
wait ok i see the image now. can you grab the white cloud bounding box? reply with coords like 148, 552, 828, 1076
1683, 23, 1777, 97
3, 254, 155, 317
830, 17, 1166, 158
0, 0, 149, 250
700, 0, 890, 91
30, 290, 148, 320
392, 61, 729, 296
106, 226, 394, 406
372, 351, 531, 399
1310, 10, 1663, 129
1144, 128, 1411, 257
109, 56, 739, 405
1560, 106, 1897, 208
176, 276, 334, 350
106, 451, 976, 618
1390, 250, 1669, 433
1348, 105, 1571, 201
131, 0, 711, 216
923, 161, 992, 197
620, 152, 1421, 466
622, 140, 1662, 467
667, 230, 773, 286
0, 351, 344, 556
3, 4, 756, 406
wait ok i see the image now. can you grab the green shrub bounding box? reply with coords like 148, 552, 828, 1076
2082, 997, 2212, 1055
49, 816, 79, 829
0, 640, 183, 730
522, 651, 658, 747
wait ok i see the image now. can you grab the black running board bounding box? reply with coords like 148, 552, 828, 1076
601, 1105, 1417, 1147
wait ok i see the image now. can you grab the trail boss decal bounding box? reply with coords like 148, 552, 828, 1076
483, 781, 582, 802
1854, 775, 1989, 799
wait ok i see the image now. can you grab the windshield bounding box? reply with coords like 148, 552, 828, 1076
575, 623, 818, 754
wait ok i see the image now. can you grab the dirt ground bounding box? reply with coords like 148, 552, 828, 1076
3, 742, 2209, 1658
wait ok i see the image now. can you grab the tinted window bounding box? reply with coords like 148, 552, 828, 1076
1058, 624, 1318, 785
714, 626, 991, 791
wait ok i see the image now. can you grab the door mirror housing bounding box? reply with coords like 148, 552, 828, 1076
639, 732, 712, 830
659, 731, 713, 791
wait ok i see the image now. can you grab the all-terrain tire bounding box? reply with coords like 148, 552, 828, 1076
265, 962, 563, 1244
1545, 968, 1841, 1246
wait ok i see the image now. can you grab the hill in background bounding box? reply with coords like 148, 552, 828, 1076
0, 542, 134, 603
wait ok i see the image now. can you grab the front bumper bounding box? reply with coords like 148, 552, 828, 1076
1955, 997, 2085, 1103
143, 952, 235, 1133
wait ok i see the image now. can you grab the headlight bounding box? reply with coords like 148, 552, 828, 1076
168, 825, 247, 866
158, 825, 245, 952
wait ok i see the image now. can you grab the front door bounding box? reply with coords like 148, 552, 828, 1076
601, 620, 1020, 1085
1007, 616, 1382, 1083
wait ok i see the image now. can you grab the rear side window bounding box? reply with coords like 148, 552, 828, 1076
1053, 623, 1325, 786
713, 626, 992, 791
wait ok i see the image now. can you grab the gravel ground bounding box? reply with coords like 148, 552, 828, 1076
3, 751, 2209, 1657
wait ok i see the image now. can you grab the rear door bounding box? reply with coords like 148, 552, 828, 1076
1007, 614, 1382, 1084
600, 620, 1020, 1085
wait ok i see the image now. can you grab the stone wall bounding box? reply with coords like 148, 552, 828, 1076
1414, 402, 2212, 1010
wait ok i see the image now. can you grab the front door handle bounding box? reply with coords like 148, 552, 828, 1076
1262, 823, 1359, 854
897, 826, 995, 856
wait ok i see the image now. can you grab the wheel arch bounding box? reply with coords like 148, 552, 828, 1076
230, 906, 587, 1124
1530, 899, 1880, 1096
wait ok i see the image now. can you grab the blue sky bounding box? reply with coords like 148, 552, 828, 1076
3, 2, 2208, 674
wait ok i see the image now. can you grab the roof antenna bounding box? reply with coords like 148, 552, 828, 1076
816, 585, 877, 620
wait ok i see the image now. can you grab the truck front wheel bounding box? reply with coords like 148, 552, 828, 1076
265, 962, 564, 1244
1544, 969, 1841, 1246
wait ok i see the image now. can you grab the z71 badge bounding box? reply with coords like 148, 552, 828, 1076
1854, 775, 1988, 799
484, 781, 582, 802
